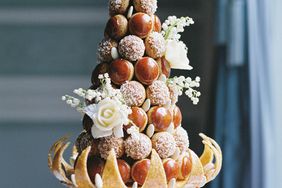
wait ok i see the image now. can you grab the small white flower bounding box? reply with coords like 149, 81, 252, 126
96, 96, 102, 102
190, 81, 195, 87
104, 73, 109, 78
164, 20, 170, 25
185, 89, 193, 98
162, 23, 168, 30
196, 76, 201, 82
73, 98, 80, 106
168, 16, 177, 22
193, 98, 199, 105
98, 74, 104, 79
178, 91, 183, 96
186, 77, 192, 83
62, 96, 66, 101
73, 88, 86, 97
165, 40, 193, 70
175, 34, 181, 40
168, 75, 201, 105
184, 83, 190, 88
179, 76, 185, 82
162, 16, 194, 41
66, 100, 72, 105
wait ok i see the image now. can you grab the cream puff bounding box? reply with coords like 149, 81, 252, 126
118, 35, 145, 61
135, 57, 159, 85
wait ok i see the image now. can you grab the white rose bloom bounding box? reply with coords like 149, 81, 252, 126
165, 40, 193, 70
84, 98, 128, 138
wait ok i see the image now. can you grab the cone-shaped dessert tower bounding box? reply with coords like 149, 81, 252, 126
48, 1, 222, 187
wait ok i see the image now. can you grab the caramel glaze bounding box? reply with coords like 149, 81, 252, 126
157, 57, 171, 78
149, 106, 172, 131
163, 158, 179, 181
127, 107, 148, 132
173, 106, 182, 129
181, 155, 192, 179
129, 13, 153, 38
135, 57, 159, 85
109, 59, 134, 85
117, 159, 131, 184
105, 15, 128, 40
153, 15, 162, 33
131, 159, 151, 185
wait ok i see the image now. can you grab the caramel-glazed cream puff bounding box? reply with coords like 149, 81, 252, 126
163, 158, 179, 181
127, 107, 148, 131
147, 106, 172, 131
135, 57, 159, 85
109, 59, 134, 85
105, 14, 128, 40
131, 159, 151, 185
129, 13, 153, 38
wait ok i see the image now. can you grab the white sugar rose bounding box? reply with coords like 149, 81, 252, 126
84, 98, 129, 138
165, 40, 193, 70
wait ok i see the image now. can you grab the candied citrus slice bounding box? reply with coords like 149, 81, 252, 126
52, 142, 73, 185
142, 149, 168, 188
200, 143, 214, 167
199, 133, 222, 183
48, 136, 69, 170
75, 146, 95, 188
102, 149, 127, 188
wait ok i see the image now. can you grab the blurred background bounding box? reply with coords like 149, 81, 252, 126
0, 0, 281, 187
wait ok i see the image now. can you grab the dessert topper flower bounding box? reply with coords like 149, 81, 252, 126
84, 97, 129, 138
162, 16, 194, 70
62, 73, 132, 138
165, 40, 192, 70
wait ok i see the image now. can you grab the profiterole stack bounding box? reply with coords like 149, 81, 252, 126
48, 1, 222, 187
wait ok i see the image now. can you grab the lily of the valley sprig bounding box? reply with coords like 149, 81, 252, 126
162, 16, 194, 41
162, 16, 194, 70
62, 73, 131, 138
61, 95, 84, 112
167, 76, 201, 105
62, 73, 126, 110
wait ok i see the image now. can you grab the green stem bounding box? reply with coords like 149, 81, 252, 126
164, 20, 179, 40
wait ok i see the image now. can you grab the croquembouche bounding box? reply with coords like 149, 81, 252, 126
48, 0, 222, 187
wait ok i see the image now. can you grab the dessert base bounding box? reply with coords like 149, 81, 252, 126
48, 133, 222, 188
